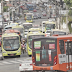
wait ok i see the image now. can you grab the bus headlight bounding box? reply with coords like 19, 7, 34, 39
2, 50, 6, 53
18, 49, 20, 52
29, 49, 32, 52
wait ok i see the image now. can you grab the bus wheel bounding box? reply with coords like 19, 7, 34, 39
29, 55, 31, 57
18, 55, 20, 57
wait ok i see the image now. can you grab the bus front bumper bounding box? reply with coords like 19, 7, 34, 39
2, 49, 21, 56
26, 20, 33, 23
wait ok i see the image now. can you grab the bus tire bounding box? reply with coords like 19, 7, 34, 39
29, 55, 31, 57
18, 55, 20, 57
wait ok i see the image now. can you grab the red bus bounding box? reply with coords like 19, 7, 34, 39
32, 35, 72, 72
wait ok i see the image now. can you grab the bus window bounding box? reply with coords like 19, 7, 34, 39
59, 40, 65, 54
65, 41, 72, 55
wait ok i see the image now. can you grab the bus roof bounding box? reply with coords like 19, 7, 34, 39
12, 25, 24, 29
29, 28, 41, 31
27, 32, 45, 36
23, 22, 32, 24
42, 21, 48, 23
46, 21, 55, 24
32, 35, 72, 40
5, 29, 20, 33
2, 33, 19, 37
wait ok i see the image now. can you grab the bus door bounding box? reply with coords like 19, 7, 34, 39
64, 40, 72, 71
59, 39, 72, 71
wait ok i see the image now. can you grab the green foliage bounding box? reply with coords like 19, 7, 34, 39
68, 22, 72, 33
3, 6, 8, 12
64, 0, 72, 7
68, 10, 72, 16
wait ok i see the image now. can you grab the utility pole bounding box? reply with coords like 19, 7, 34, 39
12, 0, 14, 22
19, 0, 20, 14
2, 0, 4, 29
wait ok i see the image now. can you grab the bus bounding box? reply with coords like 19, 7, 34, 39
26, 3, 34, 11
32, 35, 72, 72
45, 21, 56, 32
42, 21, 48, 33
28, 28, 42, 33
27, 32, 45, 57
5, 29, 21, 41
12, 25, 25, 39
4, 24, 18, 31
4, 25, 12, 31
50, 29, 68, 36
26, 13, 33, 23
1, 33, 21, 57
22, 22, 32, 38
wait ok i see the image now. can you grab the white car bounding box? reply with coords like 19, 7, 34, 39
45, 30, 51, 37
19, 58, 33, 72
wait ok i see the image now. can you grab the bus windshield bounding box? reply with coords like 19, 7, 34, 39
26, 15, 32, 20
53, 31, 66, 35
46, 24, 55, 30
3, 36, 20, 51
23, 24, 32, 29
32, 38, 57, 66
28, 35, 44, 49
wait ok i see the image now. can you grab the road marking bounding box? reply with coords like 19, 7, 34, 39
10, 61, 20, 63
2, 61, 12, 64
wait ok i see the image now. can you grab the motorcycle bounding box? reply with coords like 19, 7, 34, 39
22, 47, 25, 54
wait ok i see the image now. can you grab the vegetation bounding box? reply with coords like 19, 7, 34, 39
3, 6, 9, 12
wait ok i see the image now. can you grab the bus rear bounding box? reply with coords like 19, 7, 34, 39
32, 37, 57, 71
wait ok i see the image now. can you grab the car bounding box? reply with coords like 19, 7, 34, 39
48, 18, 56, 22
36, 6, 39, 10
19, 58, 33, 72
36, 13, 41, 18
33, 14, 38, 19
29, 11, 33, 13
33, 9, 37, 12
42, 12, 46, 16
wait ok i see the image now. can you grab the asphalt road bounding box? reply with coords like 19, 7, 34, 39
0, 8, 48, 72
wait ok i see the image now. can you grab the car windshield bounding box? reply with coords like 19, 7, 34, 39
46, 30, 51, 33
3, 37, 20, 51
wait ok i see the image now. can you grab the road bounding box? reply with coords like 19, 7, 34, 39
0, 7, 48, 72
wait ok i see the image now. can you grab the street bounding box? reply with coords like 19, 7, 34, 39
0, 9, 48, 72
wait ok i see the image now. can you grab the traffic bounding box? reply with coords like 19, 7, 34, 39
0, 0, 71, 72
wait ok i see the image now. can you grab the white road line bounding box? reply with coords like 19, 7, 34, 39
17, 60, 24, 63
2, 61, 12, 64
10, 61, 20, 63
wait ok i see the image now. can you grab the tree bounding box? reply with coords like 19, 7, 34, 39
64, 0, 72, 7
3, 6, 8, 12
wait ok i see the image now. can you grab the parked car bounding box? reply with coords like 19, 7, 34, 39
33, 9, 37, 12
36, 6, 39, 10
45, 30, 51, 37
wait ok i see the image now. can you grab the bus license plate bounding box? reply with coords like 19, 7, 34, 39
10, 54, 14, 56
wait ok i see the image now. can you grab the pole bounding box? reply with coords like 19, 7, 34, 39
2, 0, 4, 29
19, 0, 20, 13
12, 0, 13, 22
